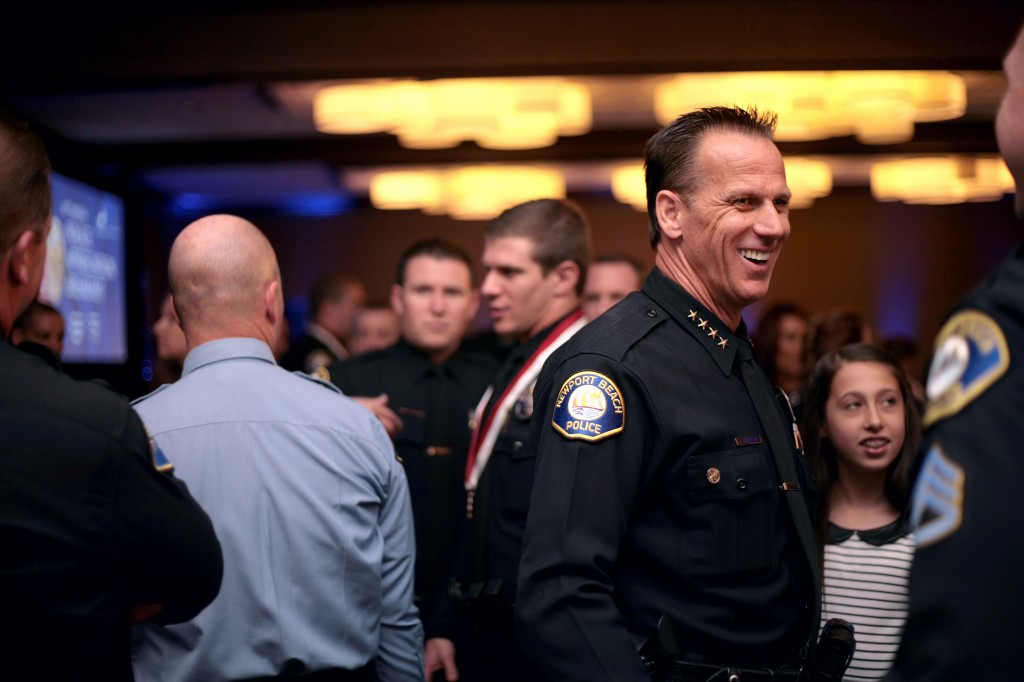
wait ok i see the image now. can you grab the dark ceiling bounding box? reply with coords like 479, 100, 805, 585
1, 1, 1022, 211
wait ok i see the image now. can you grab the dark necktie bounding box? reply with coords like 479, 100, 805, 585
735, 337, 823, 653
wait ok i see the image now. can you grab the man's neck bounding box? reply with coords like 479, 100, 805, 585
422, 341, 458, 366
654, 251, 743, 330
521, 300, 580, 343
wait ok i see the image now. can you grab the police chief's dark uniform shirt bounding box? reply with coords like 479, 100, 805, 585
889, 244, 1024, 681
328, 339, 497, 630
517, 268, 814, 681
0, 340, 223, 681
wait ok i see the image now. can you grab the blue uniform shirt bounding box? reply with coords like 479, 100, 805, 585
131, 338, 423, 682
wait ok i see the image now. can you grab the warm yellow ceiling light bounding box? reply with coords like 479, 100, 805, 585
368, 170, 442, 211
870, 156, 1015, 204
655, 71, 966, 144
610, 157, 831, 211
369, 165, 566, 220
784, 157, 833, 208
611, 164, 647, 211
314, 78, 592, 150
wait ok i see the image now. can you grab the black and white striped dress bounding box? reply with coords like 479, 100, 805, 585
820, 518, 915, 681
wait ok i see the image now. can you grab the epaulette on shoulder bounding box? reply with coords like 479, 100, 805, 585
130, 383, 172, 406
578, 303, 666, 361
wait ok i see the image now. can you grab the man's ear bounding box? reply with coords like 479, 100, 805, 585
550, 260, 581, 297
8, 230, 37, 286
390, 283, 405, 318
264, 280, 281, 326
655, 189, 686, 241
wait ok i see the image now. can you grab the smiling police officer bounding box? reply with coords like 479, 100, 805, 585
517, 107, 820, 681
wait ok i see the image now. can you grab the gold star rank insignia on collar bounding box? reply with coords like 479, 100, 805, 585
707, 327, 718, 339
718, 337, 729, 349
688, 310, 698, 320
698, 318, 708, 329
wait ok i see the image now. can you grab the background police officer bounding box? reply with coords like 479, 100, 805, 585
517, 107, 818, 681
451, 198, 590, 681
328, 238, 497, 680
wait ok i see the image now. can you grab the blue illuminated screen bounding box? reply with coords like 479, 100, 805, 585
38, 172, 127, 363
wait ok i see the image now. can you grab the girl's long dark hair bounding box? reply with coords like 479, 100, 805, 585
800, 343, 922, 559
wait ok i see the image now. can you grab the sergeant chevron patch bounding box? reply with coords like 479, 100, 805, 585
910, 442, 964, 547
552, 371, 625, 441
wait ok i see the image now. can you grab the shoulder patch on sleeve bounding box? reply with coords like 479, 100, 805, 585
145, 429, 174, 474
551, 371, 624, 442
923, 309, 1009, 427
910, 442, 964, 547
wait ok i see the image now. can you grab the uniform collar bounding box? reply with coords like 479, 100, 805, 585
827, 515, 911, 546
392, 337, 467, 381
642, 267, 747, 376
521, 308, 583, 356
182, 337, 277, 376
306, 321, 350, 360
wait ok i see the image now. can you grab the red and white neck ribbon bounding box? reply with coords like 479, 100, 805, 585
464, 310, 586, 491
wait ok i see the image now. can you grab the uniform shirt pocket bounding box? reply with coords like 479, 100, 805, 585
676, 447, 779, 584
492, 432, 537, 520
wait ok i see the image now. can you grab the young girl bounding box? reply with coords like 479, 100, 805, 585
802, 343, 921, 681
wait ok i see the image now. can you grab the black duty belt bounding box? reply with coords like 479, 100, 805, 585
667, 660, 806, 682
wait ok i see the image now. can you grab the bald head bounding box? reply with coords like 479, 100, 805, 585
168, 214, 283, 350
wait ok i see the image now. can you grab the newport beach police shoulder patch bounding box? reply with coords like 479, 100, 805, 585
551, 370, 624, 441
923, 309, 1009, 427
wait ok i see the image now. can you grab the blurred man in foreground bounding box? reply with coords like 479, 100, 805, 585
888, 19, 1024, 680
0, 108, 223, 680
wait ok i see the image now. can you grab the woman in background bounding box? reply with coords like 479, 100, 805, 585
802, 344, 921, 681
753, 301, 808, 416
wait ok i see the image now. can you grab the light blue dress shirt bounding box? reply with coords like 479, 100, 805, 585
131, 338, 423, 682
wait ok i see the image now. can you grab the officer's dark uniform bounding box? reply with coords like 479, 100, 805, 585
888, 245, 1024, 680
280, 331, 337, 374
455, 309, 584, 682
328, 339, 497, 633
0, 340, 223, 680
517, 269, 816, 681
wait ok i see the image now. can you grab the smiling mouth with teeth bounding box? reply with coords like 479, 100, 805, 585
739, 249, 769, 264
